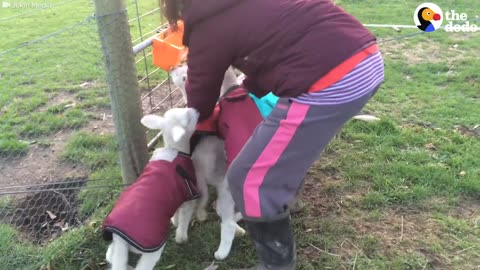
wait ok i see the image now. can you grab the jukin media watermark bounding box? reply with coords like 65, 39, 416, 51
2, 1, 53, 8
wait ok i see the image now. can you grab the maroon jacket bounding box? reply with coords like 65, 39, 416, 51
102, 152, 199, 252
182, 0, 377, 121
189, 87, 263, 168
217, 87, 263, 168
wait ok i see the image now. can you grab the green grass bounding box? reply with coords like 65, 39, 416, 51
61, 131, 119, 170
0, 0, 168, 156
0, 133, 29, 156
1, 0, 479, 269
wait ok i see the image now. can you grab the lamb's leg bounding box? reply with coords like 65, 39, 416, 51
192, 149, 211, 222
234, 212, 243, 223
194, 172, 209, 222
171, 209, 179, 227
175, 200, 196, 243
134, 245, 165, 270
214, 180, 245, 260
108, 235, 130, 270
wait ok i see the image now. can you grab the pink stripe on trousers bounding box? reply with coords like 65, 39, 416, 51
242, 102, 310, 217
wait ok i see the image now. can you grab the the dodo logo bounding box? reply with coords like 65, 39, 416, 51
414, 3, 443, 32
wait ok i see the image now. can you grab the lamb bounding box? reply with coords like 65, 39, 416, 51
171, 64, 239, 105
169, 65, 246, 261
102, 107, 200, 270
169, 65, 306, 260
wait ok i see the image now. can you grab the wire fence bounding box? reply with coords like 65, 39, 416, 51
0, 178, 125, 245
0, 0, 182, 267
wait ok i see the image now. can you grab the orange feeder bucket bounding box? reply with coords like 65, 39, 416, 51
152, 21, 188, 72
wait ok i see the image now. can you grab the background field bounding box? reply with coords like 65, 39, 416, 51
0, 0, 479, 269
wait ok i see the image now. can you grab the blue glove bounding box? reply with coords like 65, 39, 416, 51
249, 92, 279, 119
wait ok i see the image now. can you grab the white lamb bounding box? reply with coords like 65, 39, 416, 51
169, 65, 246, 261
103, 107, 201, 270
170, 64, 239, 105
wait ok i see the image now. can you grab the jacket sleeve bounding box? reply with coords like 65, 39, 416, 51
185, 25, 235, 122
241, 76, 270, 98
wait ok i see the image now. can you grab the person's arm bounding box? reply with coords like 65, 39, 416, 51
241, 76, 270, 98
185, 26, 235, 122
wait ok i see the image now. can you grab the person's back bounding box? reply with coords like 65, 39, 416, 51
182, 0, 377, 119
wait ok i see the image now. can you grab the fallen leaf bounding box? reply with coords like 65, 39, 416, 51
54, 220, 65, 228
165, 265, 176, 269
203, 261, 219, 270
425, 143, 437, 150
64, 103, 76, 109
19, 140, 37, 145
353, 114, 381, 122
459, 171, 466, 176
79, 81, 95, 88
88, 220, 97, 227
46, 210, 57, 220
61, 222, 70, 232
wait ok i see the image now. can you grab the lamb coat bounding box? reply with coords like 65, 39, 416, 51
102, 152, 199, 252
217, 87, 264, 168
191, 86, 264, 168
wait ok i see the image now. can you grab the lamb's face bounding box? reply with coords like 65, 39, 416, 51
169, 64, 247, 98
141, 107, 199, 148
163, 107, 199, 142
170, 65, 188, 88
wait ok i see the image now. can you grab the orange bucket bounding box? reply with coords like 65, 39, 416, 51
152, 21, 188, 72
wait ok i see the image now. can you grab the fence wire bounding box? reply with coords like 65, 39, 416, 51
0, 0, 182, 268
0, 178, 126, 245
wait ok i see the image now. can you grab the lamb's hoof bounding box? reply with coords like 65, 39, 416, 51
235, 225, 246, 237
214, 249, 228, 261
196, 208, 208, 222
171, 217, 178, 227
175, 233, 188, 244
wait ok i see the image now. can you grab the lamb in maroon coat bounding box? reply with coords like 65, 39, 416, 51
217, 86, 264, 169
102, 107, 200, 270
102, 152, 199, 252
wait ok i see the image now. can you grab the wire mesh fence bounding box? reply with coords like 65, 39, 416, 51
0, 178, 126, 245
0, 0, 182, 268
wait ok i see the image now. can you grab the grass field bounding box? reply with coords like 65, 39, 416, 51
0, 0, 479, 269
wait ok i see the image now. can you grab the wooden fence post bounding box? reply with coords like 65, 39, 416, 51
93, 0, 149, 184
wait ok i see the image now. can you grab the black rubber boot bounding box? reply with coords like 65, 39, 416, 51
235, 213, 296, 270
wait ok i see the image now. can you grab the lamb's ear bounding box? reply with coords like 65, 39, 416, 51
141, 115, 165, 130
171, 125, 186, 142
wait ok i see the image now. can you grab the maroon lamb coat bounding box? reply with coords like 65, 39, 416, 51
191, 86, 264, 168
217, 87, 263, 168
102, 152, 199, 252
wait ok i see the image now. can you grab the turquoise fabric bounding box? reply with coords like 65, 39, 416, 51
249, 92, 279, 119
